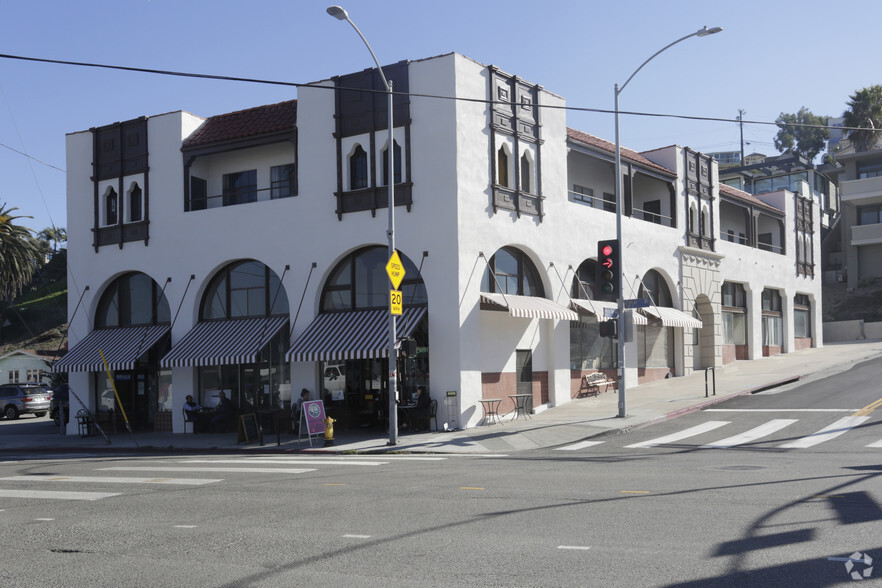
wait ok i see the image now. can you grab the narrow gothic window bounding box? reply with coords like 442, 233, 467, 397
105, 187, 118, 225
497, 147, 509, 188
520, 153, 531, 193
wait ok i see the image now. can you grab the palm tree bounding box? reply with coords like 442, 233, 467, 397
843, 85, 882, 152
0, 204, 41, 301
37, 226, 67, 255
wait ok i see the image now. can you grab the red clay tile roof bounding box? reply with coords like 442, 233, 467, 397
184, 100, 297, 148
719, 183, 783, 214
566, 127, 675, 177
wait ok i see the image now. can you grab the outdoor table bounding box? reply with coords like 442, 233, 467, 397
398, 404, 417, 431
478, 398, 503, 426
508, 394, 533, 421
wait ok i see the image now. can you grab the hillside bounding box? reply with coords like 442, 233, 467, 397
822, 281, 882, 323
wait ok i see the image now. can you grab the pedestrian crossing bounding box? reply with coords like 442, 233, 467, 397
556, 414, 882, 452
0, 454, 447, 504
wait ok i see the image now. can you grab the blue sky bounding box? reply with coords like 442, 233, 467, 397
1, 0, 878, 233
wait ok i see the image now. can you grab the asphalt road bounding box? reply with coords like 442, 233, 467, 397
1, 358, 880, 587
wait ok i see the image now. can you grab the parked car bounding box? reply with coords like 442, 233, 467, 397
49, 383, 70, 426
0, 383, 51, 419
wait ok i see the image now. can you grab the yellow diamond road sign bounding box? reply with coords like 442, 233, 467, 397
385, 251, 405, 290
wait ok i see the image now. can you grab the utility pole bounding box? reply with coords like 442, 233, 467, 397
738, 109, 746, 164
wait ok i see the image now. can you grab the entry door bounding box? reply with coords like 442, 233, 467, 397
516, 350, 532, 397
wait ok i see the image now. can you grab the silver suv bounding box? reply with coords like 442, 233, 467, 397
0, 383, 51, 419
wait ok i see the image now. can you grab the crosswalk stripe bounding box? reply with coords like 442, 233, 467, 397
177, 459, 388, 467
0, 489, 121, 501
779, 416, 870, 449
866, 439, 882, 448
98, 466, 315, 474
554, 441, 605, 451
700, 419, 798, 449
625, 421, 730, 449
0, 475, 220, 486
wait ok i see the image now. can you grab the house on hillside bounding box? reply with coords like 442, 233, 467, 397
0, 350, 52, 384
59, 52, 823, 436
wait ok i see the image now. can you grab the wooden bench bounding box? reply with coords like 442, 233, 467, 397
579, 372, 617, 398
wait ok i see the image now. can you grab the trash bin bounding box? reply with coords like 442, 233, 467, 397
76, 408, 94, 438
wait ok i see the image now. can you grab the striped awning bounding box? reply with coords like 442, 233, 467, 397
570, 299, 648, 325
160, 316, 288, 368
638, 306, 703, 328
287, 306, 427, 362
480, 293, 579, 321
52, 325, 170, 373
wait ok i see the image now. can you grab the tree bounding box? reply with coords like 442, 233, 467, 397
0, 204, 41, 301
843, 85, 882, 152
773, 107, 829, 161
37, 226, 66, 255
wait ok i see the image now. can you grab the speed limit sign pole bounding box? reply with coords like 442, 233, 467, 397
385, 251, 406, 445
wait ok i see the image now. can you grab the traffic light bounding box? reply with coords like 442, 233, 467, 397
599, 319, 618, 339
596, 239, 620, 301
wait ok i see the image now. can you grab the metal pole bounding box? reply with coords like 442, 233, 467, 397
387, 81, 398, 446
614, 84, 627, 418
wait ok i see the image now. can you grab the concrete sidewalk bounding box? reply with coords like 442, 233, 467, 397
3, 340, 881, 456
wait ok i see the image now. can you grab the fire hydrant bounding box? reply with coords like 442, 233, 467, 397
323, 416, 335, 446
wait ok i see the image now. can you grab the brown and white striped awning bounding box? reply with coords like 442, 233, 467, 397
160, 316, 288, 368
638, 306, 703, 328
570, 299, 648, 325
52, 325, 170, 373
480, 293, 579, 321
287, 306, 427, 362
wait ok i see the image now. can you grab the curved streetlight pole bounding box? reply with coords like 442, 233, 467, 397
614, 26, 722, 418
327, 5, 399, 445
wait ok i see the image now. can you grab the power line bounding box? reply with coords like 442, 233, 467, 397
0, 141, 65, 172
0, 52, 864, 133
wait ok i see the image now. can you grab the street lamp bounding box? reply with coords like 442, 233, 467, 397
613, 25, 722, 418
327, 5, 400, 445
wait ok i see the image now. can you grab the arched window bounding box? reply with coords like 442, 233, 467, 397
688, 206, 696, 234
638, 269, 673, 307
202, 261, 289, 320
520, 152, 532, 193
700, 208, 708, 236
497, 145, 510, 188
571, 259, 596, 299
382, 141, 402, 186
349, 145, 368, 190
481, 247, 544, 296
321, 246, 427, 312
104, 187, 118, 225
97, 272, 170, 328
128, 182, 142, 223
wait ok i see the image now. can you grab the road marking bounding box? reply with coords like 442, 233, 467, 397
343, 534, 371, 539
35, 518, 54, 521
705, 409, 855, 412
779, 416, 870, 449
866, 439, 882, 448
174, 525, 197, 528
0, 489, 121, 501
558, 545, 591, 550
247, 455, 447, 461
554, 441, 604, 451
855, 398, 882, 417
178, 459, 388, 467
0, 475, 220, 486
625, 421, 730, 448
98, 466, 315, 475
700, 419, 798, 449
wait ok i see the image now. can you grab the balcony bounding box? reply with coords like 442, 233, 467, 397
840, 175, 882, 205
851, 222, 882, 246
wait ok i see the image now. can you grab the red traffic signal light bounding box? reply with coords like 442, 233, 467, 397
596, 239, 620, 302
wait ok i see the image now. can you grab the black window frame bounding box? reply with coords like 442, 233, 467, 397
222, 169, 258, 206
270, 163, 297, 199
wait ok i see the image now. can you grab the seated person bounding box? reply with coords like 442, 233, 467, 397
414, 386, 431, 431
183, 395, 204, 432
210, 391, 236, 433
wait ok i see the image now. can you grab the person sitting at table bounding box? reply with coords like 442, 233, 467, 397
210, 391, 236, 433
183, 395, 204, 432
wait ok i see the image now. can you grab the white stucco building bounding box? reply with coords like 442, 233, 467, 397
58, 53, 823, 436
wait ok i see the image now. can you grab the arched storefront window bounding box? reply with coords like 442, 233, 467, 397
637, 269, 674, 373
202, 260, 289, 320
571, 259, 596, 299
481, 247, 544, 297
193, 261, 291, 414
312, 246, 429, 422
97, 272, 170, 328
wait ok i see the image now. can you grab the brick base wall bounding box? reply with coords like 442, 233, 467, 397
482, 371, 548, 413
762, 345, 782, 357
637, 368, 672, 384
794, 337, 813, 350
